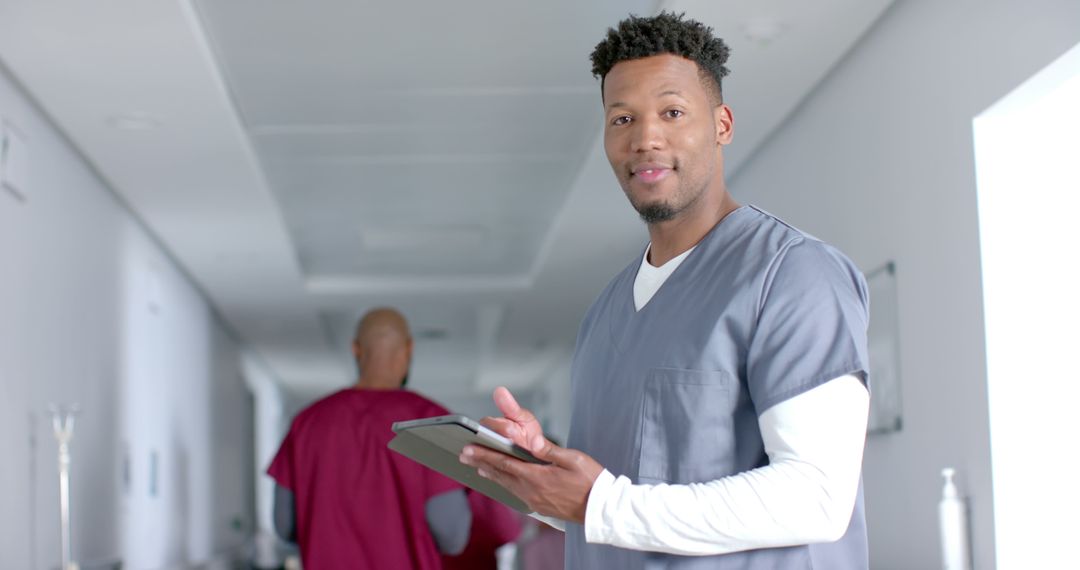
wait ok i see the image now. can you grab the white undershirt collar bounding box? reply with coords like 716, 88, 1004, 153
633, 244, 697, 311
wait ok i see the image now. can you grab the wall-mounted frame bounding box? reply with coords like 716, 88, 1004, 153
866, 261, 903, 434
1, 118, 29, 201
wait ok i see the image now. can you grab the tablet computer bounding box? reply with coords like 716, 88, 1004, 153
388, 414, 547, 514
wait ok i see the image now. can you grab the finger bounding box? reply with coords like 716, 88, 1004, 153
523, 437, 556, 462
463, 445, 528, 478
536, 442, 576, 466
494, 387, 546, 451
537, 446, 603, 486
479, 417, 520, 440
493, 387, 533, 424
473, 461, 523, 501
527, 433, 548, 455
460, 443, 512, 469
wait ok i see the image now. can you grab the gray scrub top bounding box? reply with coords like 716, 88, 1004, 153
565, 205, 870, 570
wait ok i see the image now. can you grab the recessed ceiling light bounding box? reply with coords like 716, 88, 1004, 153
106, 112, 162, 131
415, 327, 448, 340
361, 225, 487, 253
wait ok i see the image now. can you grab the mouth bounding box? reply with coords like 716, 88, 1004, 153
630, 163, 674, 184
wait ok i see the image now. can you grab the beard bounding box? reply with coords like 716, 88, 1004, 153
627, 172, 712, 225
635, 202, 679, 224
622, 164, 709, 225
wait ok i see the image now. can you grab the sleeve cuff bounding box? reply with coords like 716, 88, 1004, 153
584, 469, 617, 544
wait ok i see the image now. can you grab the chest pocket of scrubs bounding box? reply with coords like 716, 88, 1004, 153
638, 368, 735, 484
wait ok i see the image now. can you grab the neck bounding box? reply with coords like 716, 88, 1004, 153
354, 375, 401, 390
646, 188, 739, 266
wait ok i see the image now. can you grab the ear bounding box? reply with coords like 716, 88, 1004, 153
351, 340, 363, 361
714, 104, 734, 145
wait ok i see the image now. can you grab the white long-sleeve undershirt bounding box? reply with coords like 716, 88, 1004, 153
583, 375, 869, 555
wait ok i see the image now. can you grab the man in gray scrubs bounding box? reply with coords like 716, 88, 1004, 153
461, 12, 871, 569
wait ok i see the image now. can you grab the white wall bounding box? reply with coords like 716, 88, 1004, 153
728, 1, 1080, 568
0, 61, 254, 569
242, 353, 285, 537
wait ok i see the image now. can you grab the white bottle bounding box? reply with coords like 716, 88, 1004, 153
939, 468, 972, 570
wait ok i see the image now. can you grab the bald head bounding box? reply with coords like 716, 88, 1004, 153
352, 308, 413, 389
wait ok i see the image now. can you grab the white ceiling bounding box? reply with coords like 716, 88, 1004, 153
198, 0, 609, 279
0, 0, 893, 404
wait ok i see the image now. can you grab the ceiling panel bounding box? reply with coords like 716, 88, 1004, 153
192, 0, 641, 285
242, 89, 600, 132
250, 93, 600, 158
267, 157, 577, 275
193, 0, 652, 124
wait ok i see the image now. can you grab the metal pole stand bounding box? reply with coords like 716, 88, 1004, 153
48, 403, 81, 570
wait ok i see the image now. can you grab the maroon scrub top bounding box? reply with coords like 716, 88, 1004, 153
267, 388, 462, 570
441, 490, 524, 570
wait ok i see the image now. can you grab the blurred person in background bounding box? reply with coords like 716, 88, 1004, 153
268, 308, 472, 569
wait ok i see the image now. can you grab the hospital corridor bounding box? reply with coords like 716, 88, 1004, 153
1, 1, 1078, 568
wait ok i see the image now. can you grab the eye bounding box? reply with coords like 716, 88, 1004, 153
664, 109, 684, 119
611, 115, 632, 126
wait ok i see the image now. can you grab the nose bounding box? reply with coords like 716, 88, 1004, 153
629, 115, 664, 153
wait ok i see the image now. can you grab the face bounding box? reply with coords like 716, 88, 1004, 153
602, 54, 733, 224
351, 337, 413, 388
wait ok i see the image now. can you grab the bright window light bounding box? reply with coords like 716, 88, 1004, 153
974, 41, 1080, 569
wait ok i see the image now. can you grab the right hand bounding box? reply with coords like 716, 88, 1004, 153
479, 386, 547, 454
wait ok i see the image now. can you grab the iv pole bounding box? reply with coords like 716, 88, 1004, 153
48, 403, 80, 570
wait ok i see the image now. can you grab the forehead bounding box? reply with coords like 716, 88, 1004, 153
602, 54, 706, 105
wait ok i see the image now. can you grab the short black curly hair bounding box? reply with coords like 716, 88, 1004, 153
590, 12, 730, 104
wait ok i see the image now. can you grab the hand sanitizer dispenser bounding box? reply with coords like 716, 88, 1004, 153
939, 467, 971, 570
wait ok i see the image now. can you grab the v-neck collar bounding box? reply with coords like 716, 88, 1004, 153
607, 205, 756, 353
626, 205, 753, 315
634, 243, 697, 312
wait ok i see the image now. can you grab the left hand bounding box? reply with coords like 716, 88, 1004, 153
459, 437, 603, 524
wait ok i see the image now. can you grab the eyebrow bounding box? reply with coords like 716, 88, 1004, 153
658, 89, 687, 99
605, 89, 689, 111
